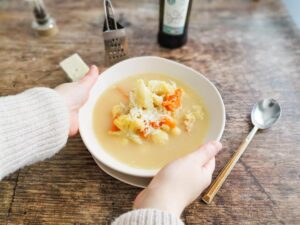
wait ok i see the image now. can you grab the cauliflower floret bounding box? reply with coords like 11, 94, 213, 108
109, 130, 142, 144
130, 79, 153, 109
183, 105, 204, 132
170, 127, 181, 136
114, 114, 145, 133
112, 103, 127, 118
128, 134, 143, 144
151, 129, 169, 144
148, 80, 176, 96
152, 93, 163, 107
183, 112, 196, 132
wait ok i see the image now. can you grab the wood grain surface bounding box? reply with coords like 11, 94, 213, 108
0, 0, 300, 224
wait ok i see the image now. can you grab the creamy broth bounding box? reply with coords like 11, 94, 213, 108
93, 73, 210, 170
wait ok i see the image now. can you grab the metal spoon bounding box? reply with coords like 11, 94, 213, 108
202, 98, 281, 204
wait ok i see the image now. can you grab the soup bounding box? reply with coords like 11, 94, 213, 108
93, 73, 210, 170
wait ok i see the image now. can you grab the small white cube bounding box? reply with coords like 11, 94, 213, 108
59, 53, 89, 81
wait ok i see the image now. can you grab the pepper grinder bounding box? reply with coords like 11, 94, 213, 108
28, 0, 58, 37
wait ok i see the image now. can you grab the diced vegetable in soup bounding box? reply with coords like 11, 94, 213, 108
93, 74, 210, 170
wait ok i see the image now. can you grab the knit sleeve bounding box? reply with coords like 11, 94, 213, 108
112, 209, 185, 225
0, 87, 69, 180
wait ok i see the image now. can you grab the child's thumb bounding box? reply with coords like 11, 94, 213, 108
78, 65, 99, 90
190, 141, 222, 166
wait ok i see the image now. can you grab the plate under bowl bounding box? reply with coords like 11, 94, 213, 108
93, 157, 151, 188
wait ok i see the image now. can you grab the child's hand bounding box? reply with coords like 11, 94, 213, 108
55, 65, 99, 136
134, 141, 222, 217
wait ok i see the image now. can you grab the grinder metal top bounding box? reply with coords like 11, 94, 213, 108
103, 0, 128, 66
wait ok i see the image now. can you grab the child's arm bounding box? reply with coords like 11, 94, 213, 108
112, 141, 222, 225
0, 66, 98, 181
112, 208, 184, 225
0, 87, 69, 180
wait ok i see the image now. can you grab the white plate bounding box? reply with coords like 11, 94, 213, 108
93, 157, 151, 188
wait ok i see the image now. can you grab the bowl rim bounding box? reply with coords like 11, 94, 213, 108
79, 56, 226, 177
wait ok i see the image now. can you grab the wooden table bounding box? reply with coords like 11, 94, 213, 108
1, 0, 299, 224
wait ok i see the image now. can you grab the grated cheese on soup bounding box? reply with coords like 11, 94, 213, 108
109, 79, 204, 144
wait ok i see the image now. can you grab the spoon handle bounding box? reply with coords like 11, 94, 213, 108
202, 126, 259, 204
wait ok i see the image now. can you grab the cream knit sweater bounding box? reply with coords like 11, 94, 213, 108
0, 88, 184, 225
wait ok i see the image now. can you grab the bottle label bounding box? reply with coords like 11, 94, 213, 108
163, 0, 190, 35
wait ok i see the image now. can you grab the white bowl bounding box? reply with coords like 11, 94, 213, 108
79, 56, 225, 178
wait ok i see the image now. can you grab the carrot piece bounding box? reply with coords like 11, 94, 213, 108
138, 130, 145, 137
160, 117, 176, 128
111, 123, 119, 131
162, 88, 182, 111
139, 128, 148, 138
150, 121, 160, 129
111, 116, 120, 131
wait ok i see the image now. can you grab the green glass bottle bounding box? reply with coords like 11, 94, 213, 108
158, 0, 193, 49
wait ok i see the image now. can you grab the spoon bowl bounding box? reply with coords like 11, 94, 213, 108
251, 98, 281, 129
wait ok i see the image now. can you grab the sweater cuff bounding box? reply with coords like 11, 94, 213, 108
0, 87, 69, 180
112, 208, 184, 225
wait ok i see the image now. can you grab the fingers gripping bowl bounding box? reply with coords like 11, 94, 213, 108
79, 56, 225, 177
